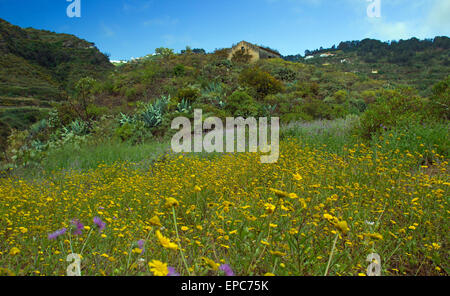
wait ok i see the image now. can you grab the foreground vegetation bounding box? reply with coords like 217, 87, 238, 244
0, 19, 448, 277
0, 112, 448, 276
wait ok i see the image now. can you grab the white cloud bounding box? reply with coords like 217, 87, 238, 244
364, 0, 450, 41
426, 0, 450, 32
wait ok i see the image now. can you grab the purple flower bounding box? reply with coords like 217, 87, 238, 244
167, 267, 180, 276
93, 217, 106, 231
70, 219, 84, 236
137, 239, 145, 254
48, 228, 67, 240
219, 264, 235, 276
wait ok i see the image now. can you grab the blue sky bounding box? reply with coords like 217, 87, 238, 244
0, 0, 449, 60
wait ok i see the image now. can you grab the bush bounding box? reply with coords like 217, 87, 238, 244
176, 86, 200, 103
114, 121, 151, 144
86, 104, 109, 120
173, 64, 186, 77
239, 66, 284, 99
333, 90, 349, 104
274, 68, 297, 82
213, 48, 231, 60
56, 103, 79, 126
428, 76, 449, 120
357, 88, 428, 139
225, 90, 259, 117
124, 87, 138, 101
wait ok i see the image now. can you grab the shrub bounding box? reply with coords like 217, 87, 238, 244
56, 103, 79, 126
292, 81, 320, 101
86, 104, 109, 120
357, 88, 428, 139
124, 87, 138, 101
428, 76, 449, 120
239, 66, 284, 99
349, 98, 367, 113
333, 90, 349, 104
225, 90, 259, 117
213, 48, 231, 60
173, 64, 186, 77
114, 122, 152, 144
300, 99, 333, 120
191, 103, 230, 119
176, 86, 200, 103
155, 47, 174, 58
274, 68, 297, 82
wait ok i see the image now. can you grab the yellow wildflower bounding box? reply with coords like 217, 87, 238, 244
156, 230, 178, 250
149, 260, 169, 276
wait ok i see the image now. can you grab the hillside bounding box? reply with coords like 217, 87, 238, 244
285, 37, 450, 96
0, 18, 113, 129
0, 19, 448, 132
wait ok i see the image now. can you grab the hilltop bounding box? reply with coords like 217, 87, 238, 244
0, 18, 112, 129
0, 18, 448, 133
285, 37, 450, 96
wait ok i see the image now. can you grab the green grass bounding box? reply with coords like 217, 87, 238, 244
14, 140, 170, 178
280, 115, 360, 154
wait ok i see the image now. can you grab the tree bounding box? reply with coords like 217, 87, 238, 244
192, 48, 206, 54
73, 76, 97, 121
155, 47, 174, 57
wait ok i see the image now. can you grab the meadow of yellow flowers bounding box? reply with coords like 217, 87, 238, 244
0, 139, 448, 276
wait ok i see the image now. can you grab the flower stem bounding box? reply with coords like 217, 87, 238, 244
324, 233, 339, 276
172, 207, 191, 276
80, 228, 92, 256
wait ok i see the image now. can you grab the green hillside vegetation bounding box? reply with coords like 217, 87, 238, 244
0, 18, 113, 130
0, 19, 448, 172
285, 37, 450, 96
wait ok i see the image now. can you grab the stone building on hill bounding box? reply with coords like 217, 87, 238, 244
228, 41, 281, 63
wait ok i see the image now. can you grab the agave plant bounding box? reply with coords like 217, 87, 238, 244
29, 119, 48, 138
262, 104, 277, 117
138, 95, 170, 128
202, 82, 226, 108
62, 119, 89, 137
176, 98, 192, 113
118, 113, 136, 126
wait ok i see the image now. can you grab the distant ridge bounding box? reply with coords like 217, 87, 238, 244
0, 18, 113, 101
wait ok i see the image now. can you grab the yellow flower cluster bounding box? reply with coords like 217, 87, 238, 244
0, 139, 447, 276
